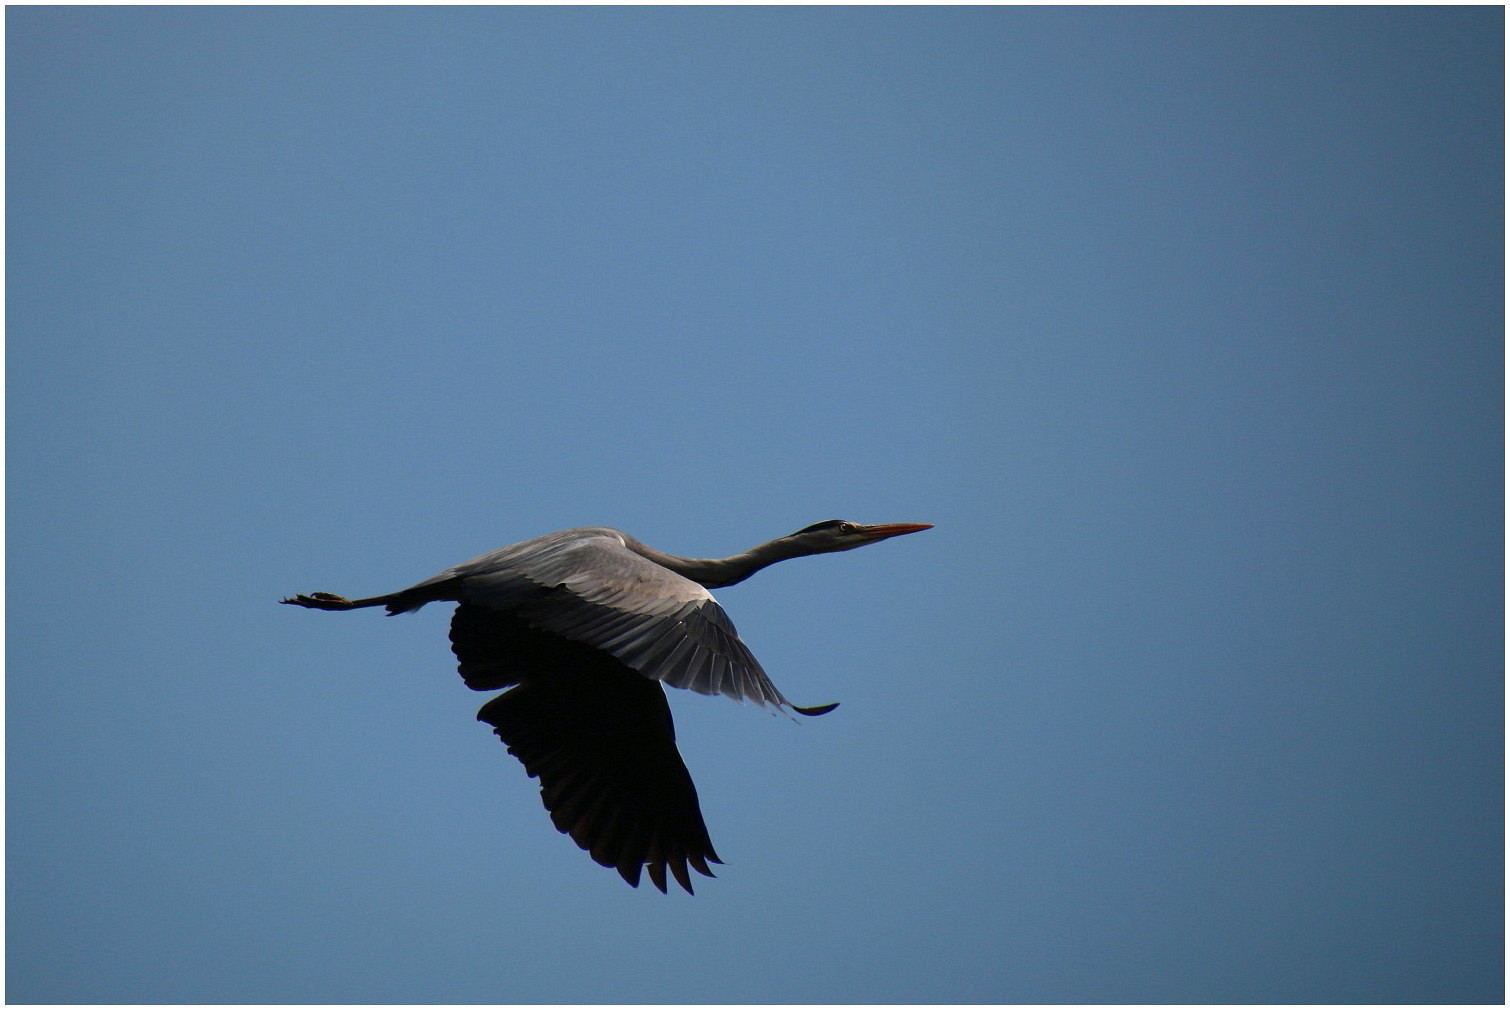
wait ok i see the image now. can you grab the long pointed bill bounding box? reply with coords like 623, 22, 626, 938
855, 522, 934, 542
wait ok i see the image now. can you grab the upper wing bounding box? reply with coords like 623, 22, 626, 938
432, 529, 809, 712
468, 609, 721, 894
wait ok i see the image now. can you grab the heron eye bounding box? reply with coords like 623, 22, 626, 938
839, 522, 857, 533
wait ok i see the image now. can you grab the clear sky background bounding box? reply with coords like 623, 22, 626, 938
7, 7, 1503, 1004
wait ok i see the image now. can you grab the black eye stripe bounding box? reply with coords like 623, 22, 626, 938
792, 520, 846, 536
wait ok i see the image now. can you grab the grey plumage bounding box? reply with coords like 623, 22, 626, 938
282, 519, 931, 893
398, 528, 813, 711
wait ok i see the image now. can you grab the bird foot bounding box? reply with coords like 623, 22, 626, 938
280, 592, 356, 610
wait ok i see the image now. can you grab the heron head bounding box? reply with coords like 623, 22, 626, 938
781, 519, 933, 554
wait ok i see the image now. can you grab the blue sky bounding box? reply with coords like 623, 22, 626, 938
7, 6, 1502, 1004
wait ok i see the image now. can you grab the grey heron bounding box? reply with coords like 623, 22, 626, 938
281, 519, 932, 893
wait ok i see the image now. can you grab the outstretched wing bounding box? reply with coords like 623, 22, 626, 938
415, 528, 819, 712
464, 607, 721, 894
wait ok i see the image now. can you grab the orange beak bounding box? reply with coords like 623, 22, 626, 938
855, 522, 934, 541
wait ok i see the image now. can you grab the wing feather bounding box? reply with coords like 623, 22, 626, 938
468, 608, 721, 894
419, 529, 803, 711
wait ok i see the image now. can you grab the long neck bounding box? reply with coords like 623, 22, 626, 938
627, 536, 816, 589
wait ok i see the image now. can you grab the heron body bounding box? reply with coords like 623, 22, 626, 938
282, 519, 931, 893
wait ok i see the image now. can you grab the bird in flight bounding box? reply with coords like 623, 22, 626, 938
282, 519, 931, 893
